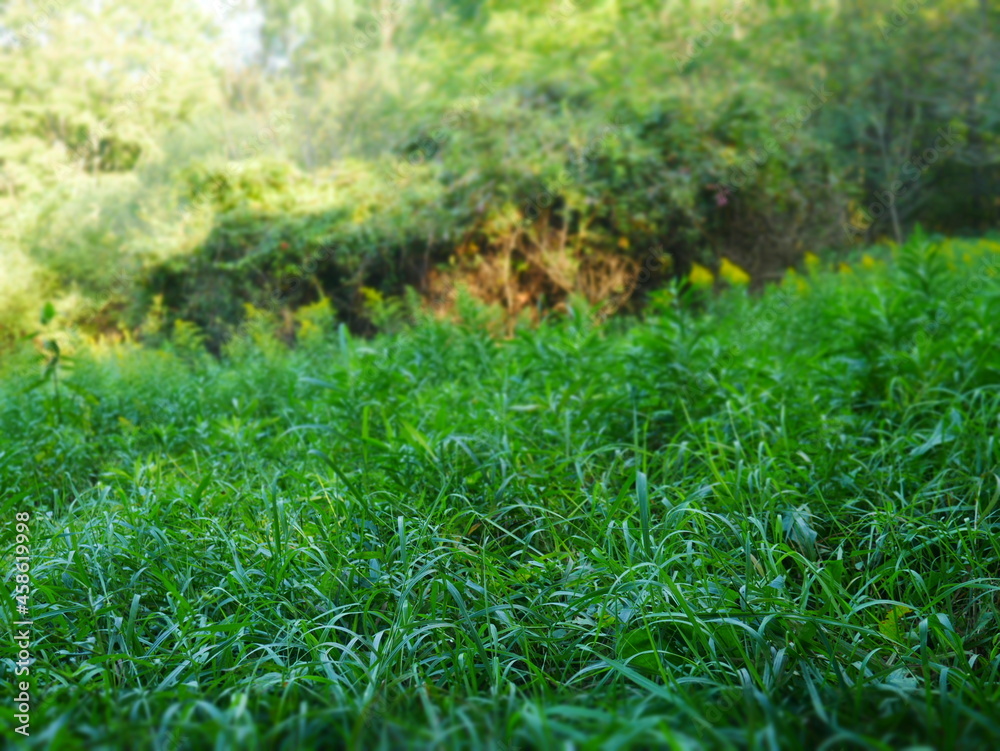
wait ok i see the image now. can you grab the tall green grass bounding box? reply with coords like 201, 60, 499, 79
2, 235, 999, 749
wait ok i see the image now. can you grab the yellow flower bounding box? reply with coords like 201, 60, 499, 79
719, 257, 750, 286
803, 252, 821, 273
860, 253, 877, 269
617, 237, 630, 249
296, 319, 316, 341
838, 262, 853, 274
295, 297, 335, 343
688, 262, 714, 287
361, 286, 384, 305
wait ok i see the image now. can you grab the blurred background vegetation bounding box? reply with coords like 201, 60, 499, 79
1, 0, 997, 349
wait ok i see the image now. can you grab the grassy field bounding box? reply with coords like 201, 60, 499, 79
3, 235, 1000, 749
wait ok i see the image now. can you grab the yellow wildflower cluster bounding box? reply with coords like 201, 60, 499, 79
688, 262, 715, 287
719, 257, 751, 286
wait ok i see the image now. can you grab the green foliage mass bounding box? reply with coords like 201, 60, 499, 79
2, 235, 999, 748
1, 0, 997, 343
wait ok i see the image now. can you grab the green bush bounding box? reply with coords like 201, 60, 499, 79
1, 0, 997, 343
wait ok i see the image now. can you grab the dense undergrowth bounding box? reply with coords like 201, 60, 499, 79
2, 234, 1000, 749
2, 1, 998, 343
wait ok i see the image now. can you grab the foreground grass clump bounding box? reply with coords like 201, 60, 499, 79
2, 236, 1000, 749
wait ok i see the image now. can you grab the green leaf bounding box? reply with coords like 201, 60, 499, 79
822, 559, 845, 589
40, 302, 57, 325
401, 420, 437, 462
879, 605, 912, 643
636, 470, 651, 558
782, 505, 818, 561
617, 629, 664, 677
